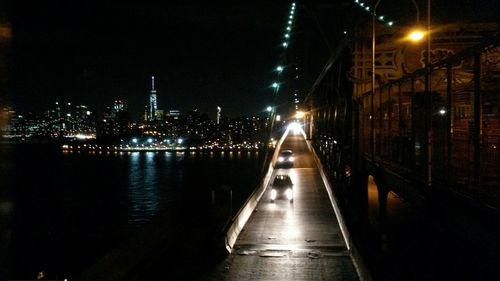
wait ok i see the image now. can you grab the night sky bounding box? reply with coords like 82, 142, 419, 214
9, 1, 291, 119
5, 0, 499, 119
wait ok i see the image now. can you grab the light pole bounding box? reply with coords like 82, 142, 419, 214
371, 0, 422, 160
371, 0, 381, 160
425, 0, 432, 187
266, 105, 273, 126
261, 82, 281, 176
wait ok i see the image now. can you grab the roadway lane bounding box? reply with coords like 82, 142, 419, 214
204, 131, 360, 280
278, 134, 316, 169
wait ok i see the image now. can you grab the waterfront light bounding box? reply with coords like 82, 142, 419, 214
75, 134, 95, 140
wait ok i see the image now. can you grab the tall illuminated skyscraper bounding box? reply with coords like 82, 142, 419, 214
148, 76, 157, 121
216, 106, 221, 125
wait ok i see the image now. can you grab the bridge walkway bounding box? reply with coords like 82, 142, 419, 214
203, 130, 367, 280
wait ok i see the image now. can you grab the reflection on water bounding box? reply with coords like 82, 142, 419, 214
0, 144, 265, 280
127, 152, 160, 225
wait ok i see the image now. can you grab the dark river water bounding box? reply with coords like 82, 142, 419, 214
0, 144, 266, 280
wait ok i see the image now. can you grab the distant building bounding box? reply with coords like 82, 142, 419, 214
113, 99, 127, 114
167, 110, 180, 120
1, 106, 14, 134
216, 106, 221, 125
73, 105, 95, 136
148, 76, 157, 121
97, 100, 130, 137
155, 109, 164, 121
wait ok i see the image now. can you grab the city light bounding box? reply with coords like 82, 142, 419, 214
272, 82, 279, 88
266, 106, 273, 112
276, 65, 284, 72
295, 111, 305, 119
75, 133, 95, 140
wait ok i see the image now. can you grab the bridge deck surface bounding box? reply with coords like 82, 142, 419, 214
204, 133, 360, 280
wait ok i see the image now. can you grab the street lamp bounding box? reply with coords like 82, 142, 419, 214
408, 30, 425, 41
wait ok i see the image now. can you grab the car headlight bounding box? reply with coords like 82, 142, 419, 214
288, 156, 294, 162
278, 157, 284, 162
271, 189, 277, 200
286, 188, 293, 200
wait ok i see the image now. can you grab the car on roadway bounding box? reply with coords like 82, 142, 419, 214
270, 174, 294, 203
275, 149, 294, 168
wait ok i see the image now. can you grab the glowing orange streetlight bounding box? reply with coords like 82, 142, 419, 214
408, 29, 425, 42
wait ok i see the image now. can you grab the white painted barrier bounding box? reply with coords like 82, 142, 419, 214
224, 127, 291, 252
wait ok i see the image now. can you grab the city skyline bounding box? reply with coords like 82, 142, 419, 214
6, 2, 292, 119
7, 1, 497, 119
